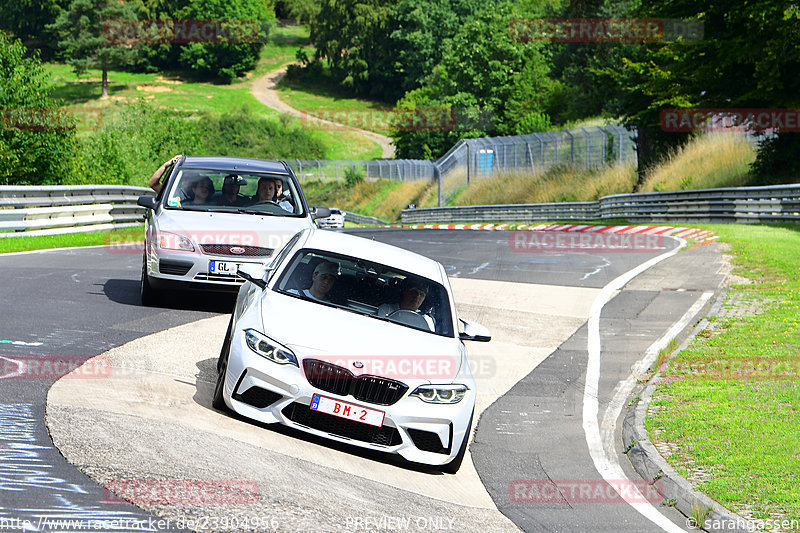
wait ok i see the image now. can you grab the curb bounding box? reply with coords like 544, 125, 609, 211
622, 288, 752, 533
386, 223, 719, 244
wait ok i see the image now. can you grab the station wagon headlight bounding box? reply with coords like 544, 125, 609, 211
411, 384, 468, 404
158, 231, 195, 252
244, 329, 298, 366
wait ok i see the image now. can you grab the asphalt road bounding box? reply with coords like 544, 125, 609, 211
0, 229, 722, 532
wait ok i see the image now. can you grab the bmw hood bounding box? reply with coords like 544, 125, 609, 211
259, 292, 466, 383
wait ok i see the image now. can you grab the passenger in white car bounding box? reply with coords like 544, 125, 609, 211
288, 261, 339, 301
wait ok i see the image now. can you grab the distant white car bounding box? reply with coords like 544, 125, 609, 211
316, 208, 345, 229
213, 228, 491, 473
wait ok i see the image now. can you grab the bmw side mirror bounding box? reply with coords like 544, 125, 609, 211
458, 319, 491, 342
137, 195, 158, 210
312, 206, 331, 220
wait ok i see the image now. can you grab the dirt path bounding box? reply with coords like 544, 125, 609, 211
251, 65, 396, 159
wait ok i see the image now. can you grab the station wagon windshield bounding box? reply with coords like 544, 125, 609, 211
164, 168, 304, 216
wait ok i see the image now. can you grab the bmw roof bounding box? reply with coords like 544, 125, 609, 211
295, 229, 446, 284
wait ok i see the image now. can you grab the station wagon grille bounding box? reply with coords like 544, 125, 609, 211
200, 244, 273, 257
303, 359, 408, 406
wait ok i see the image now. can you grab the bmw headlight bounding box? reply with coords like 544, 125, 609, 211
158, 231, 194, 252
244, 329, 298, 366
410, 384, 468, 404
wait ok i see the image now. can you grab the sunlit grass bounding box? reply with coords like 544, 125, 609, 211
451, 161, 637, 205
303, 179, 433, 222
647, 224, 800, 527
0, 226, 144, 254
639, 133, 756, 192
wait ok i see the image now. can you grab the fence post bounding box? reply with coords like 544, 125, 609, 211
435, 164, 442, 207
466, 142, 471, 185
597, 126, 607, 168
564, 129, 574, 164
580, 127, 591, 168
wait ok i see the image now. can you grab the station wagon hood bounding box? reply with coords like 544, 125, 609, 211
155, 209, 311, 251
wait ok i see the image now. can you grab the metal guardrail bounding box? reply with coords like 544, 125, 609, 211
0, 185, 150, 237
3, 183, 797, 237
400, 184, 800, 224
343, 212, 389, 226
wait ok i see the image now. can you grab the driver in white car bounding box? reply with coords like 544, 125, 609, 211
377, 278, 435, 331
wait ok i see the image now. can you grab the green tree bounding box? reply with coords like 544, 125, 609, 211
279, 0, 321, 24
48, 0, 139, 97
0, 32, 76, 185
611, 0, 800, 184
0, 0, 62, 53
393, 3, 556, 158
310, 0, 396, 97
178, 0, 274, 82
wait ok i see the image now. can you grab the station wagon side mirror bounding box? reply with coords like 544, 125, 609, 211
236, 264, 270, 290
311, 206, 331, 220
458, 318, 491, 342
137, 195, 158, 210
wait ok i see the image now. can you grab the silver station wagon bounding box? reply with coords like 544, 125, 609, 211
137, 156, 330, 305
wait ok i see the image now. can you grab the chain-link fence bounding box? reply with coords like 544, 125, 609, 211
292, 159, 435, 182
289, 124, 636, 206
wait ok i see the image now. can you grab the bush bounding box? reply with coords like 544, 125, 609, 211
344, 166, 364, 187
178, 0, 274, 82
73, 103, 326, 186
0, 32, 77, 185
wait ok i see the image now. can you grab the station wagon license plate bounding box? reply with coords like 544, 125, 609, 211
209, 260, 250, 275
310, 394, 385, 427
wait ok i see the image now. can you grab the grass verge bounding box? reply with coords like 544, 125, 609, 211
0, 226, 144, 254
303, 179, 434, 222
646, 223, 800, 528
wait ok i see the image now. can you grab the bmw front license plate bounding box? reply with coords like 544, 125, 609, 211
209, 260, 245, 275
310, 394, 385, 427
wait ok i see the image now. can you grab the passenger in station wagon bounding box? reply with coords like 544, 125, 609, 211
184, 177, 214, 205
217, 174, 249, 206
288, 261, 339, 301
